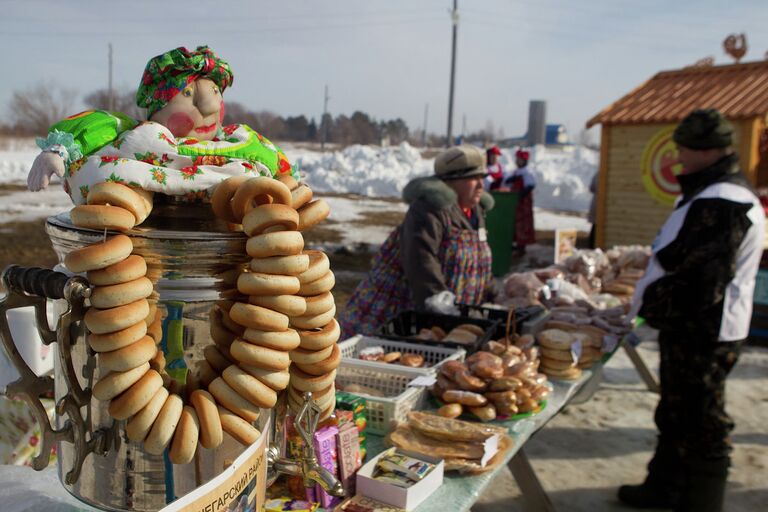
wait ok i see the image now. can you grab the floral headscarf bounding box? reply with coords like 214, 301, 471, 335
136, 45, 234, 117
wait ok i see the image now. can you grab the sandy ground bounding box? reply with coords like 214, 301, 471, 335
0, 186, 765, 511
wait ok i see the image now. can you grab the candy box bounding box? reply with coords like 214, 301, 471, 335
336, 422, 362, 495
313, 425, 342, 509
335, 391, 367, 459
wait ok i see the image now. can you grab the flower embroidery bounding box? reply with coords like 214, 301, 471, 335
194, 155, 229, 166
278, 155, 292, 174
149, 167, 168, 185
182, 138, 199, 145
179, 165, 202, 181
135, 151, 173, 167
106, 172, 126, 184
223, 124, 238, 136
242, 161, 255, 173
79, 185, 89, 200
112, 137, 125, 149
158, 132, 177, 147
98, 155, 120, 167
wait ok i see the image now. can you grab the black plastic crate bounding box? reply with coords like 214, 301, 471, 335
457, 303, 546, 339
379, 310, 500, 354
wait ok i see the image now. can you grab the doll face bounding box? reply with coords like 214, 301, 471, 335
149, 78, 224, 141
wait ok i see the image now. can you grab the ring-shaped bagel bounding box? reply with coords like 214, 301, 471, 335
278, 174, 299, 191
242, 327, 301, 351
90, 276, 154, 309
204, 344, 234, 374
295, 344, 341, 376
211, 176, 250, 224
190, 389, 223, 449
92, 362, 149, 401
303, 292, 335, 317
85, 299, 150, 334
246, 231, 304, 258
99, 335, 157, 372
248, 295, 306, 317
297, 251, 330, 284
297, 319, 341, 351
217, 405, 261, 446
297, 271, 335, 296
231, 177, 292, 221
222, 365, 278, 408
144, 393, 184, 455
249, 254, 310, 276
87, 254, 147, 286
290, 304, 336, 330
237, 272, 300, 296
288, 366, 336, 392
230, 340, 291, 371
289, 344, 334, 366
169, 406, 200, 465
291, 185, 313, 210
229, 302, 289, 331
126, 386, 169, 442
288, 382, 335, 410
297, 199, 330, 231
70, 204, 136, 232
89, 321, 147, 352
108, 369, 163, 420
208, 377, 261, 422
65, 234, 133, 273
87, 182, 149, 224
241, 365, 290, 391
242, 204, 299, 237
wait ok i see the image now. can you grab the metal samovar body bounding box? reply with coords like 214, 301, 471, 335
0, 199, 342, 511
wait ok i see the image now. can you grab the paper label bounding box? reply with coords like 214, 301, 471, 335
159, 418, 269, 512
478, 228, 488, 242
569, 340, 582, 364
407, 375, 437, 388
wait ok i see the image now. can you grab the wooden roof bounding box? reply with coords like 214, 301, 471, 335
587, 60, 768, 128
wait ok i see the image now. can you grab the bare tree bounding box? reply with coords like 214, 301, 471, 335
84, 87, 144, 119
8, 81, 78, 135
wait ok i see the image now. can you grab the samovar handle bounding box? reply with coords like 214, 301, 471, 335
0, 264, 109, 484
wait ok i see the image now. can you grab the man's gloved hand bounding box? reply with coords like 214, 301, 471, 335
27, 151, 65, 191
424, 290, 460, 315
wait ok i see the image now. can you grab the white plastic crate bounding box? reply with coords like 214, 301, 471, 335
336, 360, 428, 435
338, 335, 465, 375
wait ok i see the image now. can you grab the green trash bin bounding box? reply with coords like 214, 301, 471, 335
486, 191, 519, 276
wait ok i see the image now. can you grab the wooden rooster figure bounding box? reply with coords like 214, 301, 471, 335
723, 34, 747, 63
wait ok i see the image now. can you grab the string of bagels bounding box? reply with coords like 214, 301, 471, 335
64, 174, 339, 465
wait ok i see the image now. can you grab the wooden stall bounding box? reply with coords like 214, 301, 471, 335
587, 60, 768, 248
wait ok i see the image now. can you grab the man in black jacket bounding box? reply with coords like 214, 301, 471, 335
619, 109, 765, 512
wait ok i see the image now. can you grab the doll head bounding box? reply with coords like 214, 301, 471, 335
136, 46, 233, 141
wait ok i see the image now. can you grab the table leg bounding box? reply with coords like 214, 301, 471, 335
622, 342, 660, 393
508, 447, 557, 512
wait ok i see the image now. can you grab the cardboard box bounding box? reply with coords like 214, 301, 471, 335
355, 449, 443, 511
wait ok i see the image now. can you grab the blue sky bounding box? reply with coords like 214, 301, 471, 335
1, 0, 767, 140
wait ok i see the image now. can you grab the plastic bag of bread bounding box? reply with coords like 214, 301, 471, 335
406, 411, 506, 442
503, 272, 545, 302
387, 424, 487, 460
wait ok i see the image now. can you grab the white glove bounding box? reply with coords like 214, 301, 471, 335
424, 290, 460, 315
27, 151, 66, 191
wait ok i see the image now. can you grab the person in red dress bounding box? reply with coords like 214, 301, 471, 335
504, 149, 536, 254
483, 145, 504, 191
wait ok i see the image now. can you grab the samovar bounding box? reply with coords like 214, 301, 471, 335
0, 197, 343, 511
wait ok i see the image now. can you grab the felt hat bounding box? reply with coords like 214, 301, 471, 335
434, 145, 487, 180
673, 108, 733, 150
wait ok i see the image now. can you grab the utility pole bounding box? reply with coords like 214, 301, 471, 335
446, 0, 458, 147
462, 114, 467, 140
321, 84, 330, 151
108, 43, 114, 111
422, 103, 429, 147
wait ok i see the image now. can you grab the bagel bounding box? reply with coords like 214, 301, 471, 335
241, 365, 290, 391
92, 362, 149, 401
541, 365, 582, 381
237, 272, 300, 296
303, 292, 335, 317
291, 185, 313, 210
65, 234, 133, 273
133, 188, 154, 223
297, 251, 330, 284
210, 309, 237, 349
190, 389, 223, 449
211, 176, 249, 224
246, 231, 304, 258
222, 365, 278, 408
144, 393, 184, 455
289, 344, 334, 366
278, 174, 299, 191
98, 334, 156, 372
248, 295, 306, 317
288, 366, 336, 392
242, 204, 299, 236
108, 369, 163, 420
169, 406, 200, 465
87, 255, 147, 286
290, 304, 336, 330
241, 327, 300, 351
288, 384, 335, 412
295, 344, 341, 376
455, 323, 485, 337
297, 271, 335, 296
297, 319, 340, 351
249, 254, 309, 276
539, 356, 577, 371
144, 302, 158, 327
217, 406, 261, 446
204, 344, 234, 374
85, 299, 150, 334
539, 347, 577, 362
90, 276, 154, 309
219, 307, 245, 336
216, 299, 236, 313
229, 302, 289, 331
126, 386, 169, 442
149, 349, 166, 373
70, 204, 135, 231
87, 182, 149, 224
230, 340, 291, 371
231, 177, 292, 220
197, 359, 218, 388
297, 199, 330, 231
147, 312, 163, 343
538, 329, 575, 351
88, 321, 147, 352
208, 377, 261, 422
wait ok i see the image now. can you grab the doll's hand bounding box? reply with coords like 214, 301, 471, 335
425, 290, 460, 315
28, 151, 65, 191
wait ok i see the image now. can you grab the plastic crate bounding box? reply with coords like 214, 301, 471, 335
457, 303, 546, 338
336, 360, 428, 435
338, 335, 466, 375
379, 310, 499, 354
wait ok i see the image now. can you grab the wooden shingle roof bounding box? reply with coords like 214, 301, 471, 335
587, 60, 768, 128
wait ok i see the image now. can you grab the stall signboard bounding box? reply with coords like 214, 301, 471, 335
160, 418, 269, 512
640, 126, 683, 206
554, 229, 578, 264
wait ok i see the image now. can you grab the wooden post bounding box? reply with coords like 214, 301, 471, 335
740, 116, 763, 185
595, 125, 610, 248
